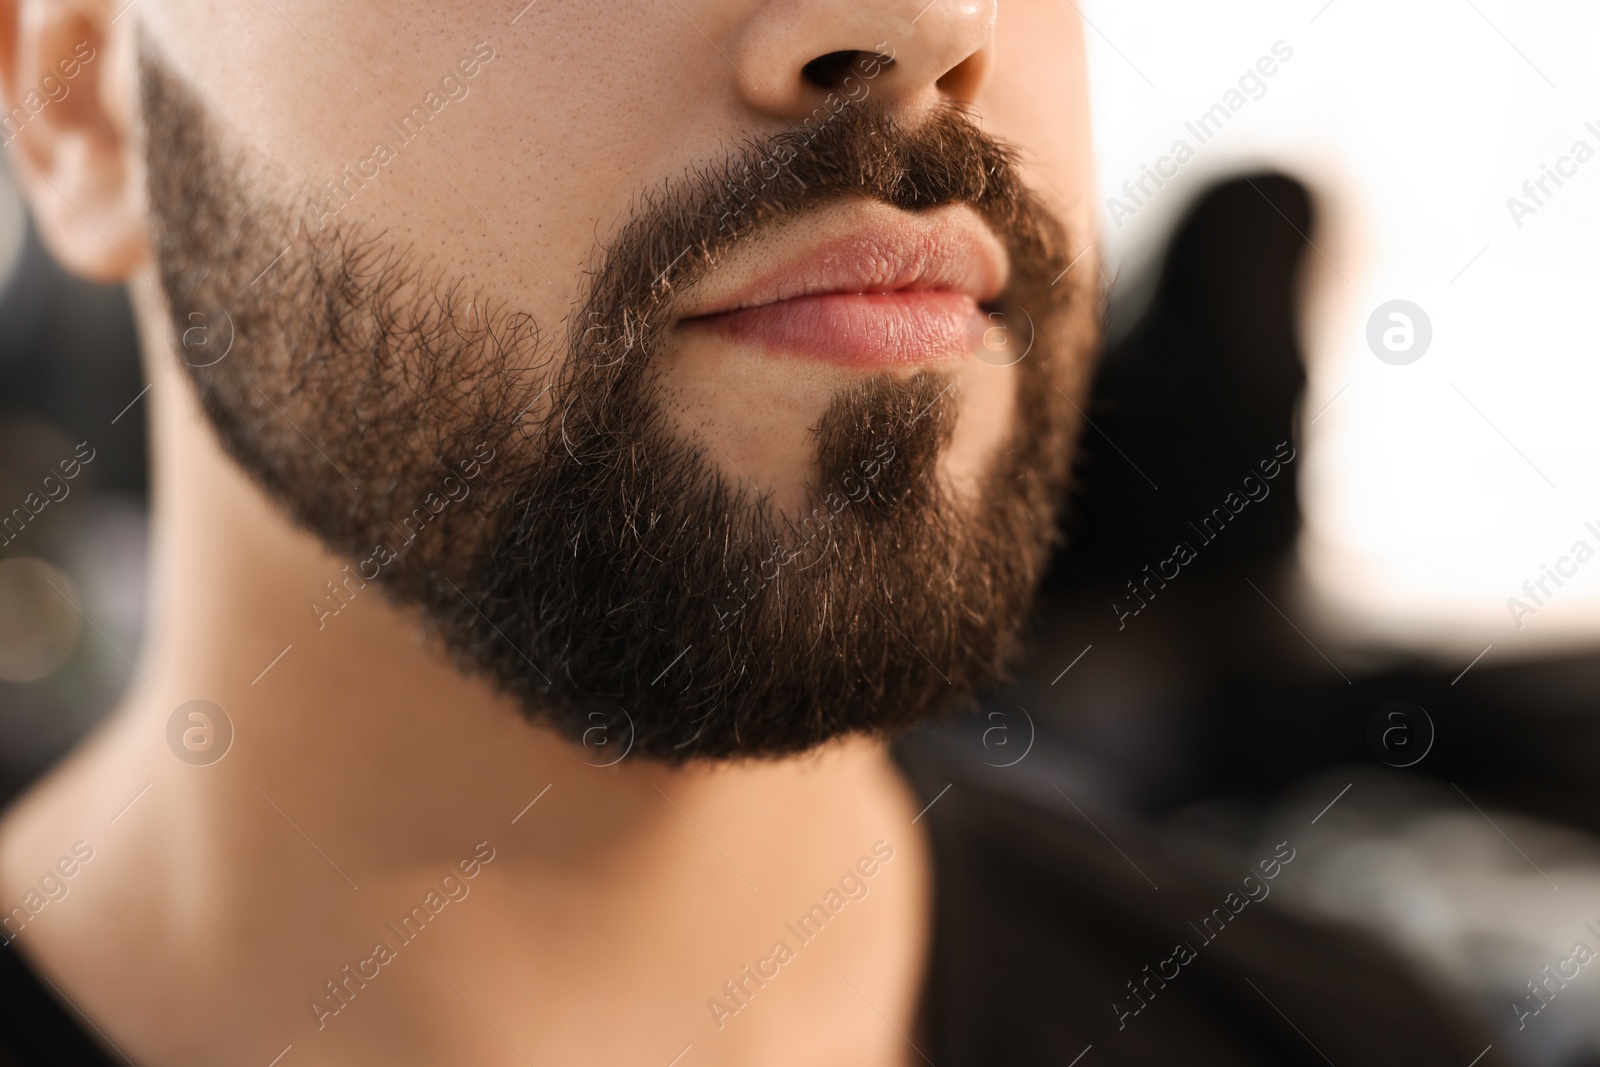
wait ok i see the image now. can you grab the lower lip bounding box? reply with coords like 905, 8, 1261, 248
683, 291, 985, 368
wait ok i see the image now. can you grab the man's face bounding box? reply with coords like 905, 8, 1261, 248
134, 0, 1097, 761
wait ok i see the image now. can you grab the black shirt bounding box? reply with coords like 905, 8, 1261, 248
0, 726, 1509, 1066
898, 727, 1510, 1065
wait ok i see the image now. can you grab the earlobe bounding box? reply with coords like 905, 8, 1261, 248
0, 0, 148, 283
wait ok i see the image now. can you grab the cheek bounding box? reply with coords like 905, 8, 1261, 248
153, 6, 598, 332
981, 4, 1094, 234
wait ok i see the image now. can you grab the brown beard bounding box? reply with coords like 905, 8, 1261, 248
139, 44, 1099, 762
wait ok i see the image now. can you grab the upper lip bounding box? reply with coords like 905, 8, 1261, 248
675, 205, 1009, 321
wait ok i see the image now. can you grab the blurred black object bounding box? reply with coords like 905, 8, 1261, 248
1050, 172, 1309, 583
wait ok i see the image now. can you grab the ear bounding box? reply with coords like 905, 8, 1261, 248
0, 0, 147, 283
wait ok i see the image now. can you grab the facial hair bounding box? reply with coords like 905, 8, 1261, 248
139, 45, 1098, 762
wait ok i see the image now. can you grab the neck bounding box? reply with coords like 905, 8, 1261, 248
0, 280, 930, 1067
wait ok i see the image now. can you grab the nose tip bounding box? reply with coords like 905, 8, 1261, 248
731, 0, 997, 122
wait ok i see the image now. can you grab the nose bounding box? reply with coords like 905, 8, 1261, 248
729, 0, 996, 121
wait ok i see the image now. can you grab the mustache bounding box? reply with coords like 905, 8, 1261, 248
567, 100, 1078, 379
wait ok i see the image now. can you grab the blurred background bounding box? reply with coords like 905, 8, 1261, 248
0, 162, 147, 801
3, 0, 1599, 1062
1001, 3, 1600, 1062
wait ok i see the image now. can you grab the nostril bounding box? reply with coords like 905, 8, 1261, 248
801, 50, 894, 91
935, 51, 986, 102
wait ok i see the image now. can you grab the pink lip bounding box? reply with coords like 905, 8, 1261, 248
691, 291, 984, 367
676, 222, 1006, 368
